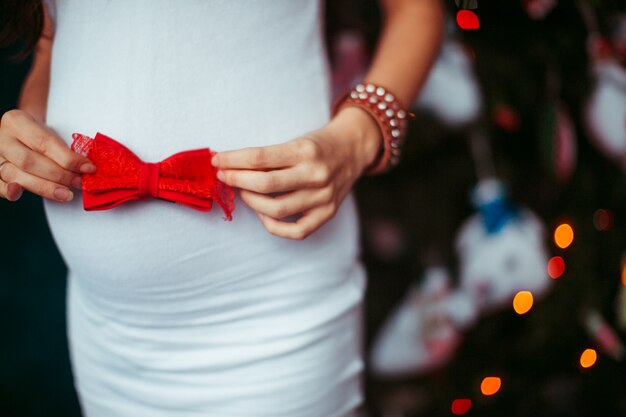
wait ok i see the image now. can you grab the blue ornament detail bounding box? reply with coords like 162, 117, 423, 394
477, 195, 518, 234
471, 178, 518, 234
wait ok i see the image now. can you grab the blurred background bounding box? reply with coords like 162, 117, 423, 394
2, 0, 626, 416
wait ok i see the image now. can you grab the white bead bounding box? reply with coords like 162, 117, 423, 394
376, 87, 385, 96
391, 129, 400, 138
385, 93, 394, 102
397, 110, 407, 119
350, 91, 359, 99
377, 102, 387, 110
390, 119, 398, 127
356, 84, 365, 93
366, 83, 375, 93
358, 92, 368, 100
368, 95, 378, 103
385, 109, 395, 118
391, 140, 400, 148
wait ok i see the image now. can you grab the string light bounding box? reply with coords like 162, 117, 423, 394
480, 376, 502, 396
593, 209, 613, 231
554, 223, 574, 249
579, 349, 597, 368
456, 10, 480, 30
547, 256, 565, 279
455, 0, 479, 30
451, 398, 472, 415
513, 291, 533, 315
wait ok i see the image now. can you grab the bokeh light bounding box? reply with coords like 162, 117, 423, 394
456, 10, 480, 30
580, 348, 597, 368
451, 398, 472, 415
593, 209, 613, 231
480, 376, 502, 396
547, 256, 565, 279
513, 291, 534, 315
622, 262, 626, 287
554, 223, 574, 249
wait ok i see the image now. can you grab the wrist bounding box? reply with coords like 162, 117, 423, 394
329, 105, 384, 176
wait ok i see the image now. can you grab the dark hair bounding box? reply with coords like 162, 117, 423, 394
0, 0, 44, 61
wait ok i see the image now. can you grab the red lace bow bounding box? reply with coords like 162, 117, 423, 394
71, 133, 235, 220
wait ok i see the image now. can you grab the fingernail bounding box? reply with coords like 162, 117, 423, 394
54, 187, 73, 201
71, 176, 82, 189
211, 155, 219, 166
80, 162, 96, 174
8, 184, 22, 202
216, 170, 225, 181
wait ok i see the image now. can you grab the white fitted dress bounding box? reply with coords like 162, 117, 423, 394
42, 1, 367, 416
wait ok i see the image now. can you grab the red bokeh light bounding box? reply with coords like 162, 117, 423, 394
456, 10, 480, 30
547, 256, 565, 279
451, 398, 472, 415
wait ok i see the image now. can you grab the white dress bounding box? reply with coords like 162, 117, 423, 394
42, 1, 367, 416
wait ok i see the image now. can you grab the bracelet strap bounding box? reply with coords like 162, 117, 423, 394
331, 82, 413, 176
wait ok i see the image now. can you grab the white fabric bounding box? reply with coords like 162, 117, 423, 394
43, 1, 367, 416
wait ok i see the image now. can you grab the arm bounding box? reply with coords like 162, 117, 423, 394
364, 0, 445, 108
211, 0, 445, 239
0, 2, 95, 203
17, 1, 54, 123
330, 0, 446, 172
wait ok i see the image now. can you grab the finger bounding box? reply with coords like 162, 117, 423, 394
218, 164, 330, 194
1, 110, 96, 173
213, 138, 319, 169
0, 161, 73, 202
0, 179, 23, 201
240, 187, 332, 220
1, 135, 82, 188
257, 205, 334, 240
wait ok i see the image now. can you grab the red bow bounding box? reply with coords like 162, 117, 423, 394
71, 133, 235, 220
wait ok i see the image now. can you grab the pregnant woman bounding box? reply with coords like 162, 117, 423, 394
0, 0, 443, 415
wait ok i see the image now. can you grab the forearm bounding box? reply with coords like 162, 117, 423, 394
330, 0, 445, 173
365, 0, 445, 108
16, 3, 54, 124
18, 46, 51, 124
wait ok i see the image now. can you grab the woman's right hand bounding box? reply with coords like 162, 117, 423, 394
0, 109, 96, 202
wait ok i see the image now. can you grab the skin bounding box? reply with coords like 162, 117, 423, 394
1, 0, 444, 240
0, 4, 95, 203
213, 0, 445, 239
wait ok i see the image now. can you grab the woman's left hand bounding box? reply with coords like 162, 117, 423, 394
211, 106, 382, 240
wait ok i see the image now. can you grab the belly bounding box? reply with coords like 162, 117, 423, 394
44, 188, 362, 315
42, 0, 358, 303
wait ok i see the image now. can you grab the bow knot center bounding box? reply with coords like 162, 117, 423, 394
139, 162, 161, 198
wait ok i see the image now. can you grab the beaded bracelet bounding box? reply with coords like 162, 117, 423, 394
331, 82, 413, 176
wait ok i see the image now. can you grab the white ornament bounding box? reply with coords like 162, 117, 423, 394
369, 267, 468, 378
414, 39, 482, 126
585, 59, 626, 169
455, 179, 552, 313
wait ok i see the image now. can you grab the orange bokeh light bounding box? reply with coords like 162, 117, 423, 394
554, 223, 574, 249
547, 256, 565, 279
513, 291, 533, 315
621, 261, 626, 287
480, 376, 502, 396
580, 348, 597, 368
